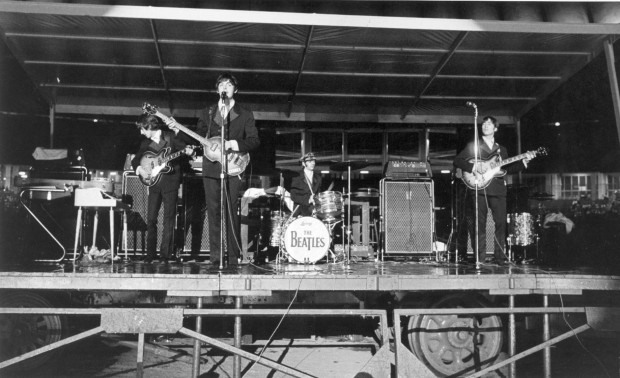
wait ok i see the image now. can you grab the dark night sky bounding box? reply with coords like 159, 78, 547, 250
1, 37, 620, 173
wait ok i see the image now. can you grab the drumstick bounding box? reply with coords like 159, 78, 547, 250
291, 204, 300, 218
327, 181, 335, 191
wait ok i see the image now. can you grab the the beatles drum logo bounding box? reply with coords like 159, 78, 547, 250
283, 217, 330, 263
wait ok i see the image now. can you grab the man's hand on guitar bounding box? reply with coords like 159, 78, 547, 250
523, 151, 536, 167
224, 140, 239, 152
474, 161, 490, 174
165, 117, 178, 133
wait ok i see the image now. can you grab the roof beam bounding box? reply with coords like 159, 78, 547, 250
24, 60, 563, 81
288, 25, 314, 118
2, 2, 620, 35
403, 31, 468, 119
39, 82, 536, 101
6, 32, 595, 58
149, 19, 174, 113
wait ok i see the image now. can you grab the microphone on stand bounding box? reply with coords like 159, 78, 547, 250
220, 92, 227, 100
466, 101, 476, 108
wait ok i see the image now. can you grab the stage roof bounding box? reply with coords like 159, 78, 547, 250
1, 1, 620, 125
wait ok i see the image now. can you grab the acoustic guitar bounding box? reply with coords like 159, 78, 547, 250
456, 147, 547, 189
138, 147, 191, 187
142, 103, 250, 176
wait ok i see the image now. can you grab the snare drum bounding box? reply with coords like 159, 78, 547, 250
315, 191, 344, 222
508, 212, 536, 246
282, 216, 331, 264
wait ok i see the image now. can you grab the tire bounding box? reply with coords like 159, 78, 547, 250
0, 291, 65, 371
406, 293, 504, 377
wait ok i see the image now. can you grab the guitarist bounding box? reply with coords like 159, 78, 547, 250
172, 73, 260, 267
453, 116, 535, 265
131, 114, 192, 263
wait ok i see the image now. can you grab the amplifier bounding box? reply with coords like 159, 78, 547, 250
381, 179, 434, 254
383, 160, 431, 179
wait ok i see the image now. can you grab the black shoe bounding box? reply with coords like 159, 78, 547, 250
493, 258, 510, 265
143, 256, 154, 264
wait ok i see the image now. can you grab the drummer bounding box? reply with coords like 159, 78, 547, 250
290, 152, 323, 217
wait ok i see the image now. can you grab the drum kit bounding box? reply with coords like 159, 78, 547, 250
262, 160, 373, 265
506, 191, 554, 262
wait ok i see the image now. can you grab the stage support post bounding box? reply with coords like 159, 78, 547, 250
509, 295, 516, 378
192, 297, 203, 378
543, 295, 551, 378
233, 296, 243, 378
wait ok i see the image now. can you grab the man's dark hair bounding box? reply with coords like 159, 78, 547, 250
215, 72, 239, 90
135, 114, 162, 131
482, 116, 498, 128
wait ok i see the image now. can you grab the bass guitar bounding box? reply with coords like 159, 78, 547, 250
456, 147, 547, 189
138, 147, 193, 187
142, 103, 250, 176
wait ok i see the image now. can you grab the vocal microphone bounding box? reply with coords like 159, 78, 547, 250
220, 92, 227, 100
466, 101, 476, 108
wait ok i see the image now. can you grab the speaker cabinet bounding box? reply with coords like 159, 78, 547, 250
453, 183, 496, 256
122, 172, 163, 254
381, 179, 434, 254
180, 176, 210, 252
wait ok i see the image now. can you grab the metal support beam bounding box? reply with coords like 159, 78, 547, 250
192, 297, 203, 378
179, 327, 316, 378
149, 19, 174, 113
49, 103, 55, 148
403, 31, 468, 119
466, 324, 591, 378
603, 38, 620, 146
543, 295, 551, 378
509, 295, 517, 378
288, 26, 314, 118
0, 326, 104, 370
233, 296, 242, 378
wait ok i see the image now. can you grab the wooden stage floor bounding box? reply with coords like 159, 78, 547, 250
1, 259, 619, 294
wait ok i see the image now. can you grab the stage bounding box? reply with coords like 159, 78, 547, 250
0, 259, 619, 294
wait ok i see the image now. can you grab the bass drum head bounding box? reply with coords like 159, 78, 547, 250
282, 217, 330, 264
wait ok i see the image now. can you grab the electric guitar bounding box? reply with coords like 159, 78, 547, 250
142, 103, 250, 176
456, 147, 547, 189
138, 147, 191, 187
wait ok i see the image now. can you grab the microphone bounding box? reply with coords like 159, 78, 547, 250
220, 92, 227, 100
466, 101, 476, 107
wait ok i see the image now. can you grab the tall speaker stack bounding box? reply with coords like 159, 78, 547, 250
122, 172, 163, 254
380, 178, 435, 256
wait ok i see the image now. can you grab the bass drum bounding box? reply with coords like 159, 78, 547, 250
282, 216, 331, 264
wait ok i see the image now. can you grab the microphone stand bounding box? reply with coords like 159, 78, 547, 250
471, 104, 480, 268
219, 95, 228, 270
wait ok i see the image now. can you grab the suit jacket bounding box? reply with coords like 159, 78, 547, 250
131, 130, 186, 193
453, 139, 524, 197
195, 102, 260, 178
290, 170, 322, 216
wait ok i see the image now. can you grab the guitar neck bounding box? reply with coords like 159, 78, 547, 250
155, 110, 208, 145
161, 149, 185, 164
491, 152, 531, 169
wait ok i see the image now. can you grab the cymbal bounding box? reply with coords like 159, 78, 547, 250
352, 187, 379, 198
329, 160, 369, 172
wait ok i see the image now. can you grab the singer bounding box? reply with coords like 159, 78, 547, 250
177, 73, 260, 267
453, 116, 534, 265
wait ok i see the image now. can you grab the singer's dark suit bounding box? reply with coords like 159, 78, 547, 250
290, 170, 322, 217
453, 139, 525, 261
194, 102, 260, 265
131, 131, 186, 260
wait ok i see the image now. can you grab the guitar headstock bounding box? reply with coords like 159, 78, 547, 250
535, 146, 549, 156
142, 102, 159, 115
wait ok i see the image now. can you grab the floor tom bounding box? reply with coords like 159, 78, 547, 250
508, 212, 536, 246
